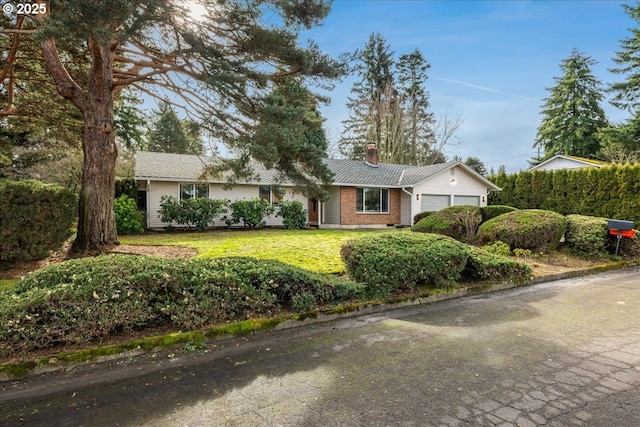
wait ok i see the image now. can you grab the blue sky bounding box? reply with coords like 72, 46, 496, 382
300, 0, 634, 172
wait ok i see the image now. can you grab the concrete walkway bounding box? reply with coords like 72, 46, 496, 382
2, 268, 640, 426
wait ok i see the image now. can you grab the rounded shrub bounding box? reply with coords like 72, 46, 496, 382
477, 209, 567, 251
115, 195, 145, 234
413, 211, 432, 224
564, 214, 608, 257
0, 179, 76, 264
0, 254, 352, 356
277, 200, 307, 229
481, 205, 519, 222
412, 205, 483, 243
341, 232, 471, 296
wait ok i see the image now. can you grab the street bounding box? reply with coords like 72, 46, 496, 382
2, 268, 640, 426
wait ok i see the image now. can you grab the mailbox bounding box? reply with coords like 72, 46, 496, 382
607, 219, 634, 231
607, 219, 635, 255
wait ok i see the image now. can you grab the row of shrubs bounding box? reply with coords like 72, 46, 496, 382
0, 179, 76, 264
1, 229, 534, 356
0, 255, 363, 356
412, 205, 640, 257
340, 232, 531, 297
488, 165, 640, 225
158, 196, 307, 231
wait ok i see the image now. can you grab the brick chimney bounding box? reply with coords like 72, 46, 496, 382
365, 143, 378, 167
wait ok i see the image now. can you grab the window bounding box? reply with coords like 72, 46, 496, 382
356, 188, 389, 213
180, 183, 208, 200
259, 186, 283, 205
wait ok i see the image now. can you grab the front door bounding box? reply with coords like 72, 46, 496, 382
308, 199, 318, 225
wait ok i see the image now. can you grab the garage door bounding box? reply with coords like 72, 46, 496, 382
454, 195, 480, 206
420, 195, 450, 212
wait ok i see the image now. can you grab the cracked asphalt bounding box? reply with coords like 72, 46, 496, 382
2, 268, 640, 426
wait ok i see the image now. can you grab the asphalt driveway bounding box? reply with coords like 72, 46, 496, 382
2, 268, 640, 426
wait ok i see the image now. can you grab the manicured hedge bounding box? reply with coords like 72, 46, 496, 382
477, 209, 567, 251
481, 205, 518, 221
488, 165, 640, 224
412, 205, 483, 243
0, 179, 76, 264
0, 255, 361, 356
462, 247, 531, 282
341, 232, 471, 295
564, 214, 608, 257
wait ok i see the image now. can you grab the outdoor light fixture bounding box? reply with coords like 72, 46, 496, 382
450, 178, 457, 184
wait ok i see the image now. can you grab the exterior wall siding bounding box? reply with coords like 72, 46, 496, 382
531, 157, 597, 171
147, 181, 180, 229
400, 190, 412, 226
410, 166, 489, 223
340, 187, 401, 225
323, 186, 341, 225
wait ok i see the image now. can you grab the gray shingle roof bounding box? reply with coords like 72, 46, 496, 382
134, 151, 499, 189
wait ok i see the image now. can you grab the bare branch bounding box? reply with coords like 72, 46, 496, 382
40, 39, 85, 110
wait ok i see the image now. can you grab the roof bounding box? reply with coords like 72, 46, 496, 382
528, 154, 608, 171
134, 151, 500, 190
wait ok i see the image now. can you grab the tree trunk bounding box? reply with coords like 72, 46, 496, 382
72, 37, 119, 252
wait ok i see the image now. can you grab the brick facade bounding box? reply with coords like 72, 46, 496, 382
340, 187, 401, 225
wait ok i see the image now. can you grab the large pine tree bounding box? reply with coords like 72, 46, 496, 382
533, 49, 608, 161
610, 3, 640, 112
339, 32, 395, 160
397, 49, 436, 165
1, 0, 340, 251
339, 34, 441, 164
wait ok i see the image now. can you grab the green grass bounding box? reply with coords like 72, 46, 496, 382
120, 228, 397, 273
0, 279, 19, 292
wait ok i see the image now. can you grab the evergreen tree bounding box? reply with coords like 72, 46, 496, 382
397, 49, 436, 164
609, 3, 640, 112
533, 49, 608, 162
339, 32, 395, 160
0, 1, 340, 251
147, 102, 204, 155
464, 156, 487, 176
244, 76, 334, 200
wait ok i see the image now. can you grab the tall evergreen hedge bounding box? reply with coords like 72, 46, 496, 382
488, 165, 640, 224
0, 179, 76, 263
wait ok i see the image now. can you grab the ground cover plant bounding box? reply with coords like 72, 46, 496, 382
0, 255, 363, 357
120, 228, 393, 274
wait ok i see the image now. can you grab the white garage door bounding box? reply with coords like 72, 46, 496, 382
420, 195, 450, 212
454, 195, 480, 206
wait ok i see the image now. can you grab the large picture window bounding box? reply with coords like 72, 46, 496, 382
180, 183, 209, 200
356, 188, 389, 213
259, 186, 283, 205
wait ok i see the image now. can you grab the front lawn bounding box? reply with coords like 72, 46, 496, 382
120, 228, 395, 273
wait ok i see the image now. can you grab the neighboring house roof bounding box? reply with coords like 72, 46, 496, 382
134, 151, 500, 190
528, 154, 608, 171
